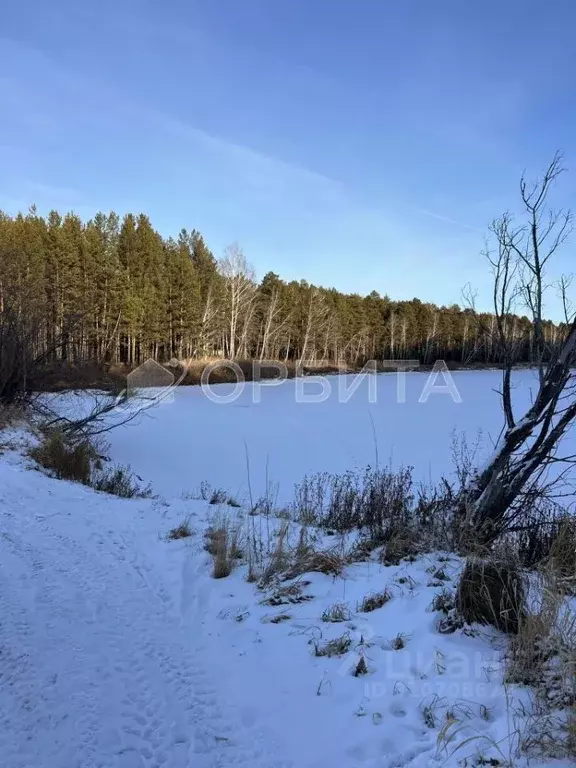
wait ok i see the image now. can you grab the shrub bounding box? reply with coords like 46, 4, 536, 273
291, 465, 455, 557
30, 430, 96, 485
456, 556, 526, 634
92, 465, 152, 499
291, 466, 415, 537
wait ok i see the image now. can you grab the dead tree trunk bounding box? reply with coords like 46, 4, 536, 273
463, 153, 576, 543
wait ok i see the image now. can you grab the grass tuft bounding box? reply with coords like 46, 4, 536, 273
321, 602, 352, 623
357, 588, 392, 613
30, 430, 96, 485
314, 632, 352, 658
456, 556, 525, 634
167, 518, 193, 540
390, 632, 409, 650
353, 655, 369, 676
92, 464, 153, 498
430, 587, 455, 615
261, 580, 313, 607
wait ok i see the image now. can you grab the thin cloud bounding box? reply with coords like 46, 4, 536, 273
416, 208, 484, 233
147, 112, 348, 204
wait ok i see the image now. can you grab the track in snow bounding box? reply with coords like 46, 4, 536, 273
0, 462, 290, 768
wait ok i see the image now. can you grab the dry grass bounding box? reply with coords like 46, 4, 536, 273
353, 655, 368, 676
380, 530, 418, 566
506, 608, 558, 687
259, 522, 292, 584
389, 632, 409, 650
430, 587, 455, 615
284, 548, 345, 579
261, 580, 313, 607
212, 535, 234, 578
30, 430, 97, 485
314, 632, 352, 658
421, 694, 444, 729
503, 568, 576, 760
456, 556, 526, 634
545, 516, 576, 595
0, 404, 25, 430
92, 465, 152, 498
167, 518, 193, 540
205, 516, 243, 579
357, 588, 392, 613
262, 613, 292, 624
321, 602, 351, 623
204, 525, 226, 555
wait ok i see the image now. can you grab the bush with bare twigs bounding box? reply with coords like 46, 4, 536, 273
291, 465, 458, 561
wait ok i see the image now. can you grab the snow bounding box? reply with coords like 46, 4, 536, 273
0, 436, 290, 768
2, 371, 574, 767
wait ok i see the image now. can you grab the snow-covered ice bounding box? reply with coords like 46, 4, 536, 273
100, 370, 575, 503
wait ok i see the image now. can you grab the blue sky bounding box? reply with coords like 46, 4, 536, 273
1, 0, 575, 314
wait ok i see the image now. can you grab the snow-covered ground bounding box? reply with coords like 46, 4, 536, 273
1, 372, 573, 767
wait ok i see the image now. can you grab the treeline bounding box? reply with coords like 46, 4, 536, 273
0, 207, 567, 368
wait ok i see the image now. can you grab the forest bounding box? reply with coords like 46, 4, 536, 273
0, 206, 566, 371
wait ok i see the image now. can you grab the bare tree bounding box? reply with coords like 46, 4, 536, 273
219, 244, 257, 360
463, 153, 576, 543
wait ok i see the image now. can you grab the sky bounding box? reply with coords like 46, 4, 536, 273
1, 0, 576, 315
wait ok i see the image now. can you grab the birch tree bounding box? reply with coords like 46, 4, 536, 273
219, 244, 257, 359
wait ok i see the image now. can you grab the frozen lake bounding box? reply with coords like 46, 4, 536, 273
100, 368, 563, 504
